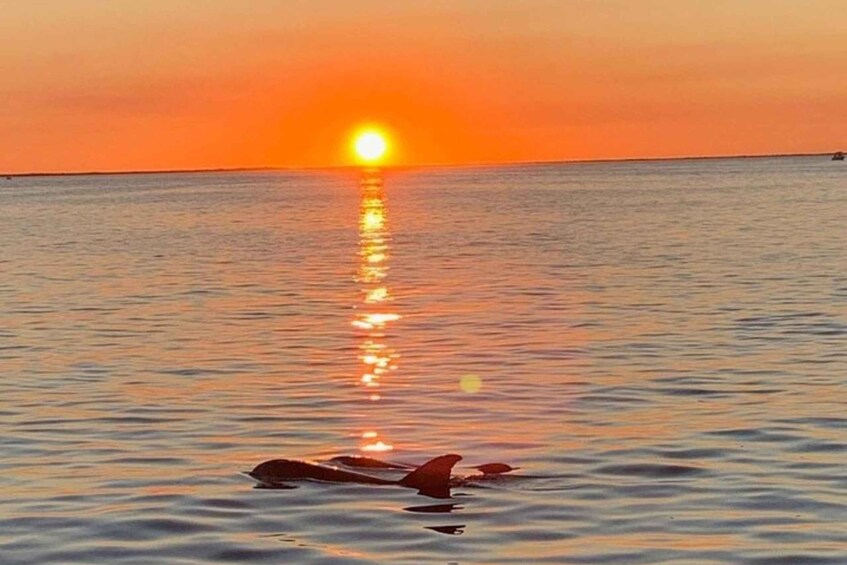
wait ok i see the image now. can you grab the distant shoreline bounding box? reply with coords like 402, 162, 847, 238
1, 152, 835, 178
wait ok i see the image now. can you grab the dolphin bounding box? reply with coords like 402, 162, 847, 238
249, 454, 462, 499
473, 463, 519, 475
329, 455, 412, 469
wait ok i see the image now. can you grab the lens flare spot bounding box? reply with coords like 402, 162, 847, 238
460, 374, 482, 393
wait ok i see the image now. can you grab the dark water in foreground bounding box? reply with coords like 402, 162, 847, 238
1, 157, 845, 564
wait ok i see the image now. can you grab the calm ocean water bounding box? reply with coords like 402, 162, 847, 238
1, 157, 845, 564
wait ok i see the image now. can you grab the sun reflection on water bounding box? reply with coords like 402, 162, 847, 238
353, 169, 398, 452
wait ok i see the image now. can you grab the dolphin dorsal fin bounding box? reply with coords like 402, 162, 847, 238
398, 454, 462, 498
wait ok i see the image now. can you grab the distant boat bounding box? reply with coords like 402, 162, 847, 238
833, 152, 845, 161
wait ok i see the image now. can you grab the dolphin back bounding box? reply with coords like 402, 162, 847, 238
249, 458, 394, 486
398, 454, 462, 498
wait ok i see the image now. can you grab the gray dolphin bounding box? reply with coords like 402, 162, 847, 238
249, 454, 462, 499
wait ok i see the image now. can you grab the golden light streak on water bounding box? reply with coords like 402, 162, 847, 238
352, 169, 400, 452
365, 287, 389, 303
361, 440, 393, 453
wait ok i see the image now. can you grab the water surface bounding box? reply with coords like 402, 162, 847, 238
1, 157, 846, 563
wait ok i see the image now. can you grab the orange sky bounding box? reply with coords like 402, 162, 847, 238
1, 1, 845, 173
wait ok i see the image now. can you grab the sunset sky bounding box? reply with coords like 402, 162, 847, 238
1, 1, 845, 173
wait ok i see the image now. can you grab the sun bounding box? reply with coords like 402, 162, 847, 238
353, 128, 389, 164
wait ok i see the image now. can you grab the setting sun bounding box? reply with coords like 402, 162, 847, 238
353, 129, 389, 164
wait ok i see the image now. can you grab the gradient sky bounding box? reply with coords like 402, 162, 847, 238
1, 1, 845, 173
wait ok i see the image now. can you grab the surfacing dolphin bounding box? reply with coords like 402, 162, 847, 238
329, 455, 412, 469
249, 454, 462, 499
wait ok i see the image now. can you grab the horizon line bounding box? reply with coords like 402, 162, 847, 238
2, 151, 838, 178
